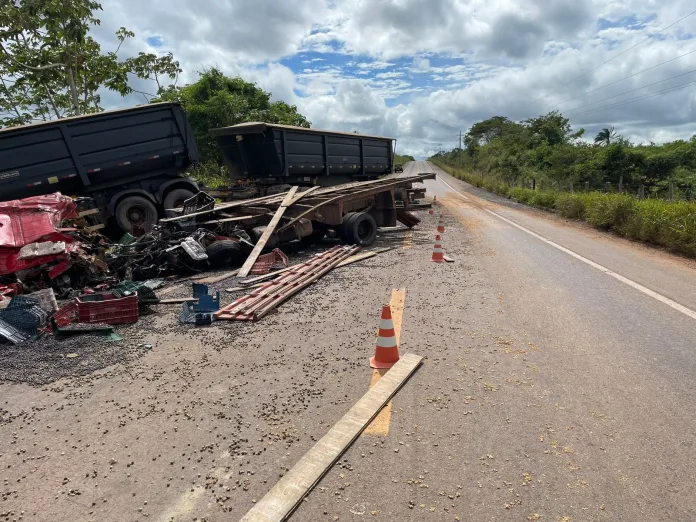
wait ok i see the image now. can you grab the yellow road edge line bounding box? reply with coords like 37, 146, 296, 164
363, 288, 406, 437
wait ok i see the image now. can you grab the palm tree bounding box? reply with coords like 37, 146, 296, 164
594, 127, 618, 146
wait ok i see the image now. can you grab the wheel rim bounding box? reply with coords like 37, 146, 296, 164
126, 205, 149, 226
357, 220, 371, 240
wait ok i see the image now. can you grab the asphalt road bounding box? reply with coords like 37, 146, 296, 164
1, 162, 696, 522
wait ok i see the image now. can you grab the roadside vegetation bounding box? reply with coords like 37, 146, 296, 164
434, 162, 696, 258
431, 111, 696, 258
394, 153, 415, 165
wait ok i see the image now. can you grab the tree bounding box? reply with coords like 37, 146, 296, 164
153, 68, 310, 166
524, 111, 583, 146
0, 0, 180, 126
594, 127, 618, 146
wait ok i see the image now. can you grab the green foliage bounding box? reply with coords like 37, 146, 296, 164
394, 153, 415, 164
153, 68, 310, 171
0, 0, 181, 125
554, 193, 586, 219
434, 112, 696, 199
435, 161, 696, 258
594, 127, 617, 146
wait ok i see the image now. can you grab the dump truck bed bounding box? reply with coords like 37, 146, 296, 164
210, 122, 394, 186
0, 103, 199, 202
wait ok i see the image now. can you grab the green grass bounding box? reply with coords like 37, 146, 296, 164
432, 160, 696, 258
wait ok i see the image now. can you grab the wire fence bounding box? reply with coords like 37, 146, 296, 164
511, 178, 696, 202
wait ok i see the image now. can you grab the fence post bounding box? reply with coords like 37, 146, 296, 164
604, 182, 610, 193
532, 179, 536, 191
585, 181, 589, 193
619, 175, 623, 193
569, 181, 574, 193
669, 181, 674, 201
638, 184, 645, 200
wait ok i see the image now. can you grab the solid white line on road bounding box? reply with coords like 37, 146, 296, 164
437, 175, 469, 200
484, 208, 696, 322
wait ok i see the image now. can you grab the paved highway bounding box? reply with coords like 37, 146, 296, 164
2, 160, 696, 521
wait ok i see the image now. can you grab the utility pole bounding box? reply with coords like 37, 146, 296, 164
458, 130, 463, 169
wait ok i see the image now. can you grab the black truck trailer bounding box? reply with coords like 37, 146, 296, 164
0, 102, 200, 233
0, 104, 399, 233
210, 122, 395, 189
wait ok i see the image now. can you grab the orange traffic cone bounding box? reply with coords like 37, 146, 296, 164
370, 305, 400, 369
431, 235, 444, 263
433, 196, 438, 206
437, 214, 445, 233
428, 208, 434, 215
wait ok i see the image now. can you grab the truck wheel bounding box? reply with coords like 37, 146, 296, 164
345, 212, 377, 246
163, 188, 196, 218
206, 240, 244, 268
115, 196, 158, 233
339, 212, 357, 243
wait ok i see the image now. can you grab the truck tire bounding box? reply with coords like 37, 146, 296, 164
163, 188, 196, 218
339, 212, 357, 243
115, 196, 158, 233
206, 240, 244, 268
344, 212, 377, 246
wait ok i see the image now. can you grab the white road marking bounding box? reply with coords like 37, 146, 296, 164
484, 208, 696, 322
436, 175, 469, 200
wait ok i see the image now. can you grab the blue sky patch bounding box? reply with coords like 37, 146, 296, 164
146, 36, 164, 48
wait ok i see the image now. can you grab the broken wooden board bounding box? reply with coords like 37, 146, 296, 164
443, 255, 454, 263
335, 247, 392, 268
237, 187, 299, 278
155, 297, 197, 305
194, 269, 240, 284
239, 353, 423, 522
77, 208, 101, 217
238, 264, 297, 286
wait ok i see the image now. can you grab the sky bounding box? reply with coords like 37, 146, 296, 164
94, 0, 696, 159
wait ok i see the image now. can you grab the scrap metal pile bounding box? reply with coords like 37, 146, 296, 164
0, 174, 434, 345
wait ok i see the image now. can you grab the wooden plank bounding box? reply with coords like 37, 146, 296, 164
85, 223, 105, 231
238, 264, 297, 286
199, 215, 264, 225
78, 208, 100, 217
276, 194, 343, 234
195, 269, 240, 284
159, 192, 288, 223
224, 281, 266, 292
155, 297, 197, 305
335, 247, 392, 268
239, 353, 423, 522
286, 185, 321, 206
237, 187, 299, 278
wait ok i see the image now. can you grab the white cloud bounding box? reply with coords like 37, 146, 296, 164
92, 0, 696, 158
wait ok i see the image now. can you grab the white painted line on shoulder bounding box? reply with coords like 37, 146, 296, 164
484, 208, 696, 322
432, 170, 469, 199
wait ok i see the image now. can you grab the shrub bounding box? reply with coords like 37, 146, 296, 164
529, 191, 557, 209
433, 161, 696, 259
509, 187, 533, 204
554, 193, 586, 219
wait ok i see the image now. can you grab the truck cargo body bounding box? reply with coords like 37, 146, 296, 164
0, 103, 200, 232
211, 123, 395, 187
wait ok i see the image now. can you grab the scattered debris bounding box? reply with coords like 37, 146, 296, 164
216, 245, 359, 322
250, 248, 289, 275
